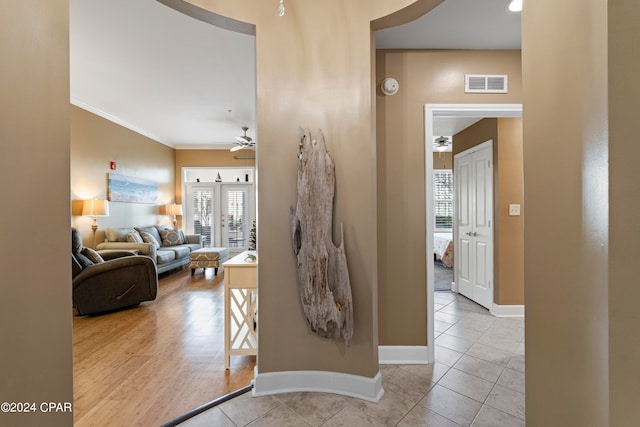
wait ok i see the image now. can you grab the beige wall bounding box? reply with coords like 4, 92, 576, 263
609, 2, 640, 423
453, 118, 524, 306
452, 118, 497, 154
376, 49, 522, 345
186, 0, 443, 378
0, 1, 73, 426
71, 111, 258, 236
496, 118, 524, 305
433, 152, 452, 170
70, 106, 176, 245
523, 0, 609, 424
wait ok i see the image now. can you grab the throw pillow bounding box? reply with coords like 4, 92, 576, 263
105, 227, 137, 242
160, 229, 182, 246
135, 226, 163, 247
139, 230, 160, 249
178, 229, 187, 244
126, 231, 144, 243
81, 247, 104, 264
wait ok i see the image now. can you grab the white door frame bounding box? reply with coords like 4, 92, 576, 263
424, 104, 522, 363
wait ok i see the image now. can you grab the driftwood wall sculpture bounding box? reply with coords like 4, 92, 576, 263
290, 128, 354, 346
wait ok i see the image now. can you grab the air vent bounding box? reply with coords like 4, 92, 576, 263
465, 74, 508, 93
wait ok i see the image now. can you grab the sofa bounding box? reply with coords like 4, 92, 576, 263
96, 225, 203, 274
72, 227, 158, 315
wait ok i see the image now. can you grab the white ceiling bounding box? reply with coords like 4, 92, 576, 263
70, 0, 521, 150
375, 0, 521, 50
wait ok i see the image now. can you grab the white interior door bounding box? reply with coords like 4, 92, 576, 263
456, 152, 474, 296
454, 140, 493, 309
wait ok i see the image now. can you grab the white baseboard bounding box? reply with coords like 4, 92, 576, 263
378, 346, 430, 364
491, 303, 525, 317
252, 369, 384, 403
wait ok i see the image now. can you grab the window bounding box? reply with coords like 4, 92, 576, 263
434, 170, 453, 230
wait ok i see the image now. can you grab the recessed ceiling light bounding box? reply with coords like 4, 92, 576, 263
508, 0, 522, 12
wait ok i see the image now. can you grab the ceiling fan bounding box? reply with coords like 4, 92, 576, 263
231, 126, 256, 152
433, 136, 451, 152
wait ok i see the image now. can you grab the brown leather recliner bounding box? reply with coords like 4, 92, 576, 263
71, 227, 158, 315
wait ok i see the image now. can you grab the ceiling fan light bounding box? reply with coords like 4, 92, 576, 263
230, 126, 255, 152
436, 144, 448, 152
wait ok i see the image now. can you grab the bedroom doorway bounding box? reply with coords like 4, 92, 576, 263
424, 104, 522, 363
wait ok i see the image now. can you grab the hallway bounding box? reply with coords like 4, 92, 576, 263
179, 292, 525, 426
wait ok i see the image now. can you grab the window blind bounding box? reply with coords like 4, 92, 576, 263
434, 170, 453, 229
193, 189, 213, 247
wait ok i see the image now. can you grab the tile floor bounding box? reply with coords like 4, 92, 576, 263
179, 292, 525, 426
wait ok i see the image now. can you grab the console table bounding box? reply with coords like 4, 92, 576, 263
222, 250, 257, 369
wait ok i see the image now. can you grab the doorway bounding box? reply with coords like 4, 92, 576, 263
183, 167, 256, 256
433, 168, 454, 292
424, 104, 522, 363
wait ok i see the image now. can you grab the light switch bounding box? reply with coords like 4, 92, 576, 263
509, 204, 521, 216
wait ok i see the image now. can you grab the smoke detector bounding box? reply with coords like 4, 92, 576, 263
381, 77, 399, 96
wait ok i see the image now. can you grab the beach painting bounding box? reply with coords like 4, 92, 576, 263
108, 173, 158, 204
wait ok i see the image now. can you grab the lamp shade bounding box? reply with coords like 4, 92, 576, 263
166, 203, 183, 216
82, 199, 109, 217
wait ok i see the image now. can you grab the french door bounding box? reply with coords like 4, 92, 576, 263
185, 182, 255, 254
454, 140, 493, 309
221, 184, 252, 251
189, 186, 215, 247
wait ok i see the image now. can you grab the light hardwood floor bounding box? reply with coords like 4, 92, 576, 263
73, 267, 255, 426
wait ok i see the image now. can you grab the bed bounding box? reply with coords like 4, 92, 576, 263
434, 232, 454, 268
